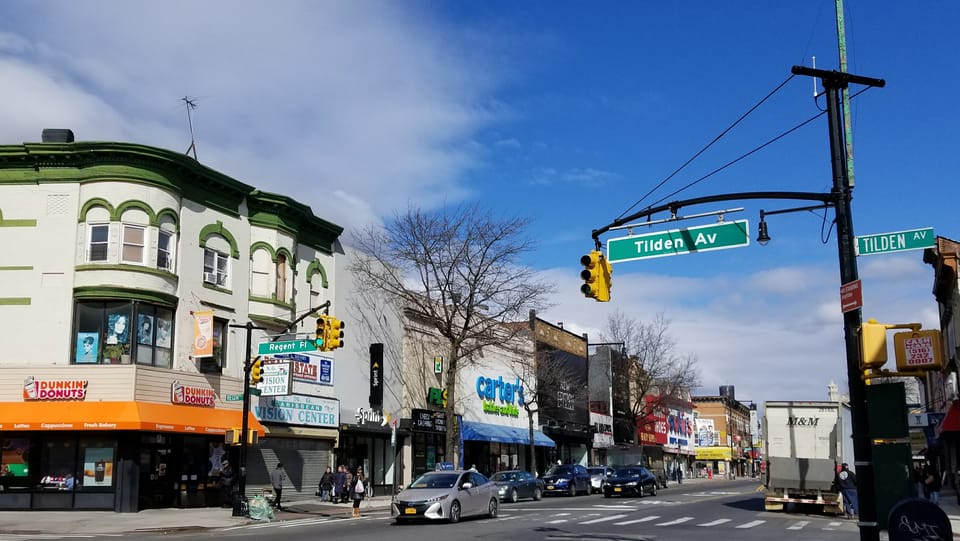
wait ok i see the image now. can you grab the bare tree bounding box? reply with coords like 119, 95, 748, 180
602, 311, 700, 437
350, 204, 554, 466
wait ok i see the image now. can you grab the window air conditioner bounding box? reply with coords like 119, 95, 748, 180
203, 272, 218, 284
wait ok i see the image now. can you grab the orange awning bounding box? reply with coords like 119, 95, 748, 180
0, 401, 265, 435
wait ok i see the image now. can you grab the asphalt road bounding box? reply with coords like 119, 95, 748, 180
70, 479, 860, 541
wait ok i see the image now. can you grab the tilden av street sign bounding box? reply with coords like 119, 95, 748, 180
607, 220, 750, 263
258, 339, 315, 356
855, 227, 935, 256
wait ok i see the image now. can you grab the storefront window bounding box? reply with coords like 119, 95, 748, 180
79, 440, 115, 490
73, 301, 174, 366
40, 439, 77, 492
1, 438, 32, 491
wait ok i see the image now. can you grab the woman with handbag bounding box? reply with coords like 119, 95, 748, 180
351, 466, 366, 518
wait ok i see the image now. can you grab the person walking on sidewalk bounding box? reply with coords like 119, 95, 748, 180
343, 466, 354, 504
270, 463, 288, 511
835, 463, 858, 519
923, 462, 942, 504
351, 466, 367, 518
319, 466, 334, 502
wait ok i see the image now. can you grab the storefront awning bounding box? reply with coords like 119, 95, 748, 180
0, 401, 265, 435
939, 401, 960, 434
461, 420, 555, 447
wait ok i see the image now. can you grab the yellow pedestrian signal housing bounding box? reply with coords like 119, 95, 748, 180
225, 428, 240, 445
315, 315, 327, 350
325, 316, 345, 350
860, 319, 890, 370
250, 358, 264, 385
580, 250, 612, 302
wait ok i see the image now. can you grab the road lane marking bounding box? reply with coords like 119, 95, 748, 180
787, 521, 809, 530
698, 519, 731, 526
735, 520, 766, 529
579, 514, 629, 525
280, 518, 332, 528
615, 516, 660, 525
656, 517, 693, 526
553, 513, 571, 516
546, 519, 568, 524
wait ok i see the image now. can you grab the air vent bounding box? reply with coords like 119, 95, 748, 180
41, 129, 75, 143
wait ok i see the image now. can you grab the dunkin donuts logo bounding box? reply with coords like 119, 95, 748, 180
23, 376, 88, 401
171, 381, 216, 407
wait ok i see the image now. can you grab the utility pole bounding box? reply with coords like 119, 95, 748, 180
792, 65, 885, 541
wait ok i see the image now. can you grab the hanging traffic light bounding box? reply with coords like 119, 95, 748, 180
250, 358, 264, 385
580, 250, 612, 302
325, 316, 345, 350
315, 315, 327, 350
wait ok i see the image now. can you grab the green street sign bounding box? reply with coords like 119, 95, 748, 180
607, 220, 750, 263
855, 227, 935, 256
225, 393, 243, 402
257, 339, 315, 356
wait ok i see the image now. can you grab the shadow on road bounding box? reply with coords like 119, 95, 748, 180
723, 497, 765, 512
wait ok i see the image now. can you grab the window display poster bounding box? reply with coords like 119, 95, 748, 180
1, 439, 30, 476
75, 332, 99, 364
83, 447, 114, 486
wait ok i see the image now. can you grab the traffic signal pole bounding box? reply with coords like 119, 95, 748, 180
793, 65, 884, 541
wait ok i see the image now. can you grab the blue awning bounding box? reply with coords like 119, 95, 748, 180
461, 420, 556, 447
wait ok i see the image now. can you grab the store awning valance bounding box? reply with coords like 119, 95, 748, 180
0, 401, 265, 435
461, 420, 556, 447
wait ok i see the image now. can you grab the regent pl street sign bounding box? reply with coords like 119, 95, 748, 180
607, 220, 750, 263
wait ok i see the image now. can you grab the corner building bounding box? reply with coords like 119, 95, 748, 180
0, 131, 343, 510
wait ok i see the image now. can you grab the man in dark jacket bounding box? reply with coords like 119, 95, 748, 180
333, 465, 347, 504
220, 460, 237, 508
835, 463, 858, 518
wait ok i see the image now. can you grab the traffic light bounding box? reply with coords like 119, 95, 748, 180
315, 315, 327, 350
225, 428, 240, 445
250, 358, 263, 385
860, 318, 890, 370
326, 316, 345, 350
580, 250, 612, 302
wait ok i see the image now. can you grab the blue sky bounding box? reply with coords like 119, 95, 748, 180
1, 1, 956, 405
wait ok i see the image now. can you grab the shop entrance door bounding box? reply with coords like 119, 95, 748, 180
138, 434, 177, 509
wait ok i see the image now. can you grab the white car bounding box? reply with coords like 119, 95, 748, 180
588, 466, 614, 494
392, 470, 499, 523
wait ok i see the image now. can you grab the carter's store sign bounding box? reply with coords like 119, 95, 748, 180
476, 375, 524, 418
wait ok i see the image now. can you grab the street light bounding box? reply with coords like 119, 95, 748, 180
755, 204, 832, 247
756, 214, 771, 245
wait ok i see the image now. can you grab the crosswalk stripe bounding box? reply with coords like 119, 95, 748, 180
735, 520, 766, 529
656, 517, 693, 526
280, 518, 332, 528
579, 514, 629, 525
615, 516, 660, 525
698, 519, 731, 526
546, 519, 568, 524
787, 520, 809, 530
553, 512, 571, 516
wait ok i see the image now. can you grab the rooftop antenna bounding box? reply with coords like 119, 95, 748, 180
182, 96, 199, 160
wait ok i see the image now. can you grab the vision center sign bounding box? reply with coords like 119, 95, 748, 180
254, 394, 339, 428
607, 220, 750, 263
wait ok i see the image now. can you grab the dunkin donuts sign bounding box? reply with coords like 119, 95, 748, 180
171, 381, 216, 407
23, 376, 88, 401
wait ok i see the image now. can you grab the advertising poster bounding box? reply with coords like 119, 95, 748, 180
192, 310, 214, 358
83, 447, 114, 487
1, 439, 30, 476
75, 332, 99, 364
138, 314, 154, 345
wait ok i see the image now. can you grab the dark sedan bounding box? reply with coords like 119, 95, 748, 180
603, 466, 658, 498
541, 464, 591, 496
490, 470, 543, 502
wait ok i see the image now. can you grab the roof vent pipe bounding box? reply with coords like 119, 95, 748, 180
41, 129, 75, 143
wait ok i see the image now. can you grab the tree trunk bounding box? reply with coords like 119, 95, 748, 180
528, 413, 537, 476
444, 347, 459, 468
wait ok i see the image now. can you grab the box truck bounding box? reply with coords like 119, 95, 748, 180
763, 401, 853, 514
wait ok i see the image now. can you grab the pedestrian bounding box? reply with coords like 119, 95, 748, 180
835, 463, 858, 518
270, 462, 287, 511
677, 465, 683, 485
923, 462, 942, 504
219, 460, 236, 508
351, 466, 366, 518
343, 466, 354, 504
333, 465, 346, 503
319, 466, 334, 502
910, 464, 924, 498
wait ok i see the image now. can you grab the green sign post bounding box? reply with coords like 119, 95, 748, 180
257, 339, 315, 356
855, 227, 935, 256
607, 220, 750, 263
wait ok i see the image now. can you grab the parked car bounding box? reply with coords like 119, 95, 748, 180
392, 470, 499, 523
490, 470, 543, 502
587, 466, 615, 494
603, 466, 658, 498
541, 464, 591, 496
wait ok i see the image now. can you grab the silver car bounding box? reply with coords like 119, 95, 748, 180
392, 470, 499, 523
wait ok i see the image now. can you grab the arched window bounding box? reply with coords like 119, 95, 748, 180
276, 254, 287, 302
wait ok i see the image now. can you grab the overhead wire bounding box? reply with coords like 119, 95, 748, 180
616, 73, 797, 220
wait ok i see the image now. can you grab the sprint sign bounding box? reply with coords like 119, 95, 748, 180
894, 330, 944, 371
